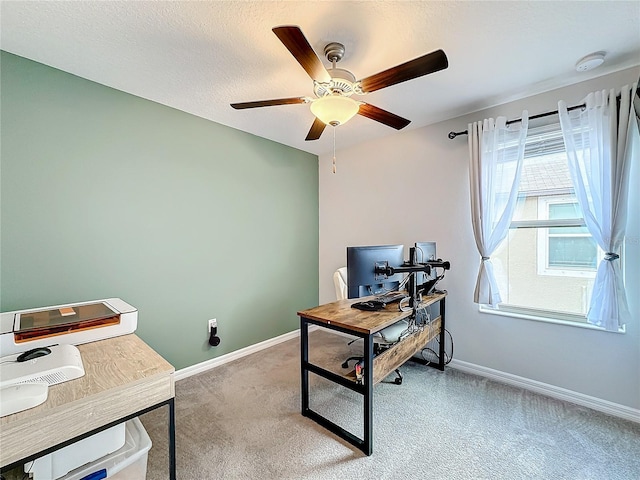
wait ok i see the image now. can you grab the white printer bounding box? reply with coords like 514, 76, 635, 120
0, 298, 137, 356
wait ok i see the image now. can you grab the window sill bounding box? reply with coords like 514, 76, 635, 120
478, 305, 626, 334
536, 267, 597, 279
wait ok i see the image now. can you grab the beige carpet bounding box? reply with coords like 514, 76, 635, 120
140, 330, 640, 479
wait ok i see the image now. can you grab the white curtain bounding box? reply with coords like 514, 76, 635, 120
558, 83, 639, 331
468, 113, 529, 306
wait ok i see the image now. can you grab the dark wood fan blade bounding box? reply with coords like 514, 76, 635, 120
305, 118, 326, 141
358, 103, 411, 130
230, 97, 306, 109
273, 26, 331, 83
358, 49, 448, 93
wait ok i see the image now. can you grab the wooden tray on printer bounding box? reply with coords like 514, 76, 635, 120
14, 302, 120, 343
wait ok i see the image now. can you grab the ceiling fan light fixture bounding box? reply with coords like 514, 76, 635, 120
310, 95, 359, 126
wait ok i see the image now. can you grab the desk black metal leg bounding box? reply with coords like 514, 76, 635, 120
438, 297, 446, 371
301, 319, 309, 414
168, 397, 176, 480
363, 334, 373, 456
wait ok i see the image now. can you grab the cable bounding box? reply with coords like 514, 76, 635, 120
415, 304, 431, 325
368, 271, 410, 297
420, 328, 454, 365
397, 273, 411, 290
398, 296, 412, 312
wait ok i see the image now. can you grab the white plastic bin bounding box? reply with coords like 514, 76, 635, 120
60, 417, 152, 480
25, 422, 126, 480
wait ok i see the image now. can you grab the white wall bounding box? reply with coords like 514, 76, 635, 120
319, 67, 640, 410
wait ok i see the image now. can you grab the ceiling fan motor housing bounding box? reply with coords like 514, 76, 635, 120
314, 68, 358, 97
313, 42, 363, 98
324, 42, 345, 63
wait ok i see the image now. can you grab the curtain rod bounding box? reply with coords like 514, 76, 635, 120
447, 103, 585, 139
448, 85, 639, 140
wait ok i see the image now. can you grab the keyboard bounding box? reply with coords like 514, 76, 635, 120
375, 292, 407, 305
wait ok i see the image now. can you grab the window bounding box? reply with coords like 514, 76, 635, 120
546, 202, 596, 269
536, 196, 601, 277
486, 122, 605, 324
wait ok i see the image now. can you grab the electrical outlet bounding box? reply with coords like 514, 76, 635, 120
208, 318, 217, 332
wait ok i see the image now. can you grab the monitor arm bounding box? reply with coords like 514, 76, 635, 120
424, 260, 451, 270
374, 263, 432, 318
375, 259, 451, 319
374, 260, 450, 278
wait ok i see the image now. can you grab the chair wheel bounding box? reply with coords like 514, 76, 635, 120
394, 378, 402, 385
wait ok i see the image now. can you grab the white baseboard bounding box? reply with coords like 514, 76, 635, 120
175, 329, 302, 381
448, 359, 640, 424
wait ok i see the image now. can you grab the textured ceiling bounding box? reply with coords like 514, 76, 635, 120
2, 1, 639, 156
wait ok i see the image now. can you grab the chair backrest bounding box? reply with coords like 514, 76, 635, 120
333, 267, 348, 300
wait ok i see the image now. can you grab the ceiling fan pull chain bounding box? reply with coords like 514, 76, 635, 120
332, 127, 337, 174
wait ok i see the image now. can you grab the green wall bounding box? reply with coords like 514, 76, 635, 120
0, 51, 319, 369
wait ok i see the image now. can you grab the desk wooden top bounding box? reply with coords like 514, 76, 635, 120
298, 292, 446, 334
0, 334, 175, 467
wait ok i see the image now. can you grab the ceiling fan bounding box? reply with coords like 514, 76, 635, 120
231, 26, 448, 141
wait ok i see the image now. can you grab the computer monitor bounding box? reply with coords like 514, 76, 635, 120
413, 242, 437, 284
346, 244, 405, 299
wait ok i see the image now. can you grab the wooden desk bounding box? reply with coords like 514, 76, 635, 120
298, 292, 446, 455
0, 334, 176, 479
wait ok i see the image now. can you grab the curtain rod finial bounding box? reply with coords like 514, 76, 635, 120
448, 130, 468, 139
